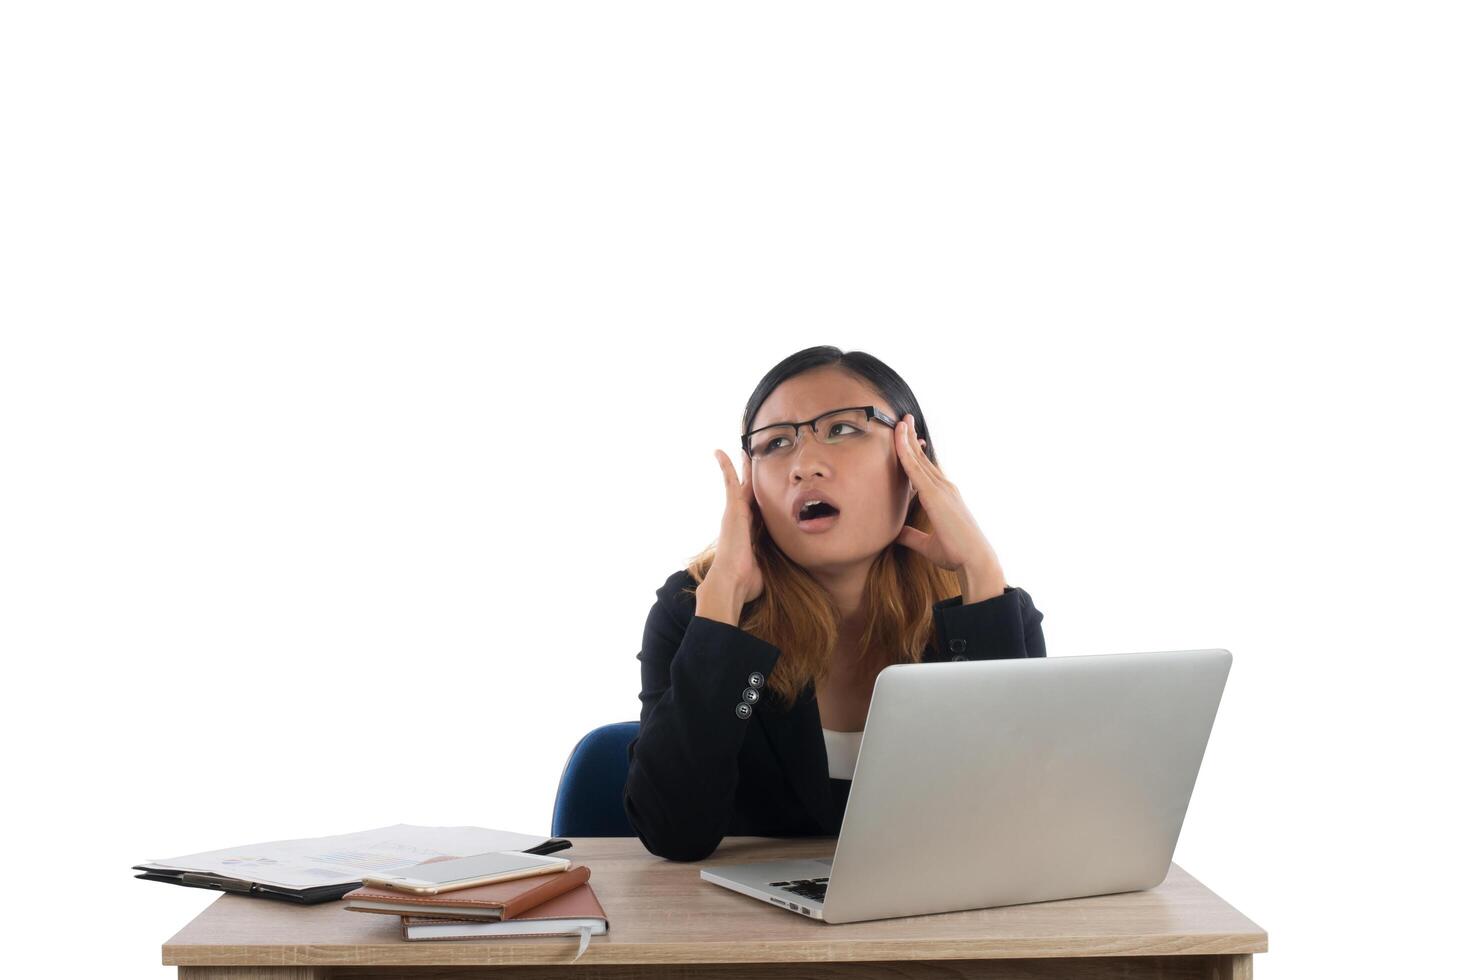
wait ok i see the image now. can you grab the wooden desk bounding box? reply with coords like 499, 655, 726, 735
163, 837, 1267, 979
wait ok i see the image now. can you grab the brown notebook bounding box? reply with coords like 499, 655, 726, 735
343, 862, 590, 921
400, 881, 608, 944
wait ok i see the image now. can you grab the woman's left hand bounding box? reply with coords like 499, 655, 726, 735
893, 413, 1006, 601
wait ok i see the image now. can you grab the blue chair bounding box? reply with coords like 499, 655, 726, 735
551, 721, 640, 837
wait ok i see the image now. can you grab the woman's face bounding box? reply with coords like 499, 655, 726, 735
748, 367, 920, 573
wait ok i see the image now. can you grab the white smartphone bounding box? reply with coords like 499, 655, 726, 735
361, 851, 572, 895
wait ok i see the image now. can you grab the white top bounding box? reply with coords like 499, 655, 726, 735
822, 727, 864, 780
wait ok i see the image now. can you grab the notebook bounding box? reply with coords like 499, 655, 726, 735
343, 862, 591, 920
400, 881, 608, 959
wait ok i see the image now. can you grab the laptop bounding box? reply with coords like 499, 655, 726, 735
700, 648, 1231, 924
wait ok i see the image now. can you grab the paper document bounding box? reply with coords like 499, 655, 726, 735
138, 824, 553, 889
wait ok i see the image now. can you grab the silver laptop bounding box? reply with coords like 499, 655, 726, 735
700, 648, 1231, 924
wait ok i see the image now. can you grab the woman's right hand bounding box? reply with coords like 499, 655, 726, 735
703, 448, 765, 610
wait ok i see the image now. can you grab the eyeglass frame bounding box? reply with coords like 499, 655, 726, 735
741, 405, 900, 459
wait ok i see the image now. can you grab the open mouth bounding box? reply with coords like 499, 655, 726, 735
797, 501, 840, 523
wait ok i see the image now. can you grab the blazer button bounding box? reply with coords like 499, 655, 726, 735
747, 671, 765, 689
735, 702, 753, 720
742, 687, 760, 704
949, 638, 968, 654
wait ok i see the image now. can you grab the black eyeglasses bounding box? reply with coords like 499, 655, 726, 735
742, 406, 899, 459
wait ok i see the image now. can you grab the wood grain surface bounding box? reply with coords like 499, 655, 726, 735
164, 837, 1267, 970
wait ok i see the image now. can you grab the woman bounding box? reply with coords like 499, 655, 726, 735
624, 346, 1046, 861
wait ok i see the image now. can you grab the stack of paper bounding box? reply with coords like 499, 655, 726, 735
133, 824, 571, 904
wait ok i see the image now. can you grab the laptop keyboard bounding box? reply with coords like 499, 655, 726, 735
770, 877, 828, 902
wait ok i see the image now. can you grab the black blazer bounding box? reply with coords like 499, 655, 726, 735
623, 568, 1046, 861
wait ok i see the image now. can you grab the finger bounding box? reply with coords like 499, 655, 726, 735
742, 451, 755, 501
893, 421, 923, 490
716, 449, 736, 490
898, 418, 938, 486
902, 415, 946, 482
894, 418, 919, 471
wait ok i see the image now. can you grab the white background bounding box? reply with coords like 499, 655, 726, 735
2, 3, 1465, 976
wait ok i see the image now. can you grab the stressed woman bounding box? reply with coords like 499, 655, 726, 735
624, 346, 1046, 861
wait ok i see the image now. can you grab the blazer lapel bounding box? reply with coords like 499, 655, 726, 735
756, 683, 836, 833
